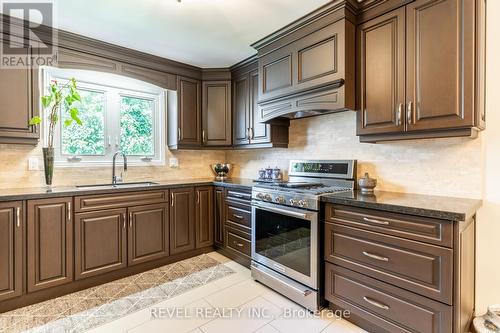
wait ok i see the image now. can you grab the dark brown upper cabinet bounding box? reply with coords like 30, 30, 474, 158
357, 0, 486, 142
231, 59, 289, 148
27, 198, 73, 292
202, 81, 232, 147
252, 3, 356, 122
169, 187, 196, 255
74, 208, 127, 280
0, 39, 40, 145
168, 76, 202, 149
0, 202, 23, 302
195, 186, 214, 248
128, 203, 169, 266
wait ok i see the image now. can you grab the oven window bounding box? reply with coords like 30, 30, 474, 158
254, 208, 311, 277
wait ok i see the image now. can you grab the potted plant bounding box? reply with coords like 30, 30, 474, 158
29, 78, 82, 187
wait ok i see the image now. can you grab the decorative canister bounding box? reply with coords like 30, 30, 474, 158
473, 305, 500, 332
265, 167, 273, 180
258, 169, 267, 180
272, 167, 282, 180
358, 173, 377, 194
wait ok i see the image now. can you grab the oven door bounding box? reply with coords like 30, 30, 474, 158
251, 201, 318, 289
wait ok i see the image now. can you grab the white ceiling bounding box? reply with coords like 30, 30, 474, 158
49, 0, 331, 68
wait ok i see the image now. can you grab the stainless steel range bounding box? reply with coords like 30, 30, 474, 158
251, 159, 356, 311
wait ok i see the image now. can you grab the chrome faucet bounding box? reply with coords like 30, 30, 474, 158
112, 151, 128, 184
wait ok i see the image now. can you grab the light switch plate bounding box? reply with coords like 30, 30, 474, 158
169, 158, 179, 168
28, 157, 39, 171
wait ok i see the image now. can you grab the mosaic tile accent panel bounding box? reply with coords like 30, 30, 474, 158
0, 254, 234, 333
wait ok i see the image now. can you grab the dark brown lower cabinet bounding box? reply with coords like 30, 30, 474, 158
0, 202, 23, 301
169, 187, 196, 255
196, 187, 214, 248
75, 208, 127, 280
214, 187, 225, 247
128, 203, 169, 266
27, 198, 73, 292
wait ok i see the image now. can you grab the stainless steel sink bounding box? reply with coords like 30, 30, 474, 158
76, 181, 159, 190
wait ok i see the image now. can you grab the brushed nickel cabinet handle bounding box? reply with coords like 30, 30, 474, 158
197, 191, 200, 204
171, 193, 174, 207
129, 212, 132, 228
407, 101, 413, 125
178, 128, 181, 140
396, 104, 402, 126
122, 213, 126, 230
233, 241, 244, 248
363, 217, 389, 226
202, 130, 206, 143
362, 251, 389, 262
68, 202, 71, 222
16, 207, 20, 228
250, 127, 254, 140
363, 296, 390, 310
233, 214, 244, 220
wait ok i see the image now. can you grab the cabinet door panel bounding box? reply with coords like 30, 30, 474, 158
233, 75, 250, 146
214, 187, 225, 247
178, 76, 201, 145
203, 81, 232, 146
0, 202, 23, 301
357, 7, 406, 135
250, 70, 271, 144
169, 188, 196, 255
75, 209, 127, 280
406, 0, 473, 130
128, 203, 169, 266
196, 187, 214, 248
0, 40, 39, 144
27, 198, 73, 292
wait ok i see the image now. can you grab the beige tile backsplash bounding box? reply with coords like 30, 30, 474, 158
227, 112, 483, 199
0, 111, 483, 199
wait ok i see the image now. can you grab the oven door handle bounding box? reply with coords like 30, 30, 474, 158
252, 202, 312, 220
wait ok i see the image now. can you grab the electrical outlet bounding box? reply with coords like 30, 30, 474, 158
28, 157, 39, 171
169, 158, 179, 168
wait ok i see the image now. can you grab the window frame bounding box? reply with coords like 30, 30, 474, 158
41, 67, 166, 168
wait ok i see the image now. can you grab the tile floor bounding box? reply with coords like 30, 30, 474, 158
87, 252, 366, 333
1, 252, 367, 333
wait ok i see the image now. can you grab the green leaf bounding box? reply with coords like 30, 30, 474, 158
41, 95, 52, 108
28, 116, 41, 125
64, 119, 73, 127
72, 90, 81, 102
51, 84, 57, 94
70, 108, 82, 125
51, 113, 58, 123
65, 95, 74, 106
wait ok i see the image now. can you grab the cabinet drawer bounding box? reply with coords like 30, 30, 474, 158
75, 190, 169, 212
227, 204, 251, 229
325, 204, 453, 248
226, 189, 252, 202
226, 229, 251, 257
325, 263, 452, 333
325, 223, 453, 304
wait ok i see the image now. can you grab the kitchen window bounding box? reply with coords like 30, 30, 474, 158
42, 68, 166, 167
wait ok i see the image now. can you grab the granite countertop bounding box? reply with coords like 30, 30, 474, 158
0, 178, 254, 202
320, 190, 482, 221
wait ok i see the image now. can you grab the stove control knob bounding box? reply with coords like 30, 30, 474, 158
256, 193, 264, 200
264, 194, 272, 201
289, 199, 299, 206
299, 200, 309, 208
275, 196, 285, 204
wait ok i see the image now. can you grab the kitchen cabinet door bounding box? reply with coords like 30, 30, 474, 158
196, 187, 214, 248
233, 75, 250, 146
169, 187, 196, 255
177, 76, 202, 147
202, 81, 232, 146
357, 7, 406, 135
75, 208, 127, 280
128, 203, 169, 266
214, 187, 225, 247
0, 202, 23, 301
249, 70, 272, 144
0, 39, 39, 144
27, 198, 73, 292
406, 0, 474, 131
